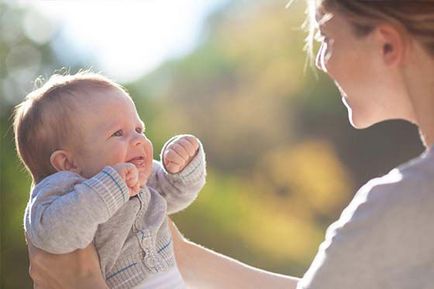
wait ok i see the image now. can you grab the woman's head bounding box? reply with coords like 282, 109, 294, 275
306, 0, 434, 129
308, 1, 434, 56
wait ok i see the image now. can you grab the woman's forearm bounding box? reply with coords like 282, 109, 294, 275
178, 240, 299, 289
169, 220, 299, 289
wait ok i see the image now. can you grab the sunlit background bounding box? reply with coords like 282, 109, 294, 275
0, 1, 424, 288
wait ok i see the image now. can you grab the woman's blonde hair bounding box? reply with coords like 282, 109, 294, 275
306, 0, 434, 58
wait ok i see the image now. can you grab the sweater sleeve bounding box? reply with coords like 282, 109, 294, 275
147, 135, 206, 214
24, 166, 130, 254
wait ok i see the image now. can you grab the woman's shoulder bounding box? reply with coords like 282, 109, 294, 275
302, 149, 434, 289
366, 147, 434, 203
341, 148, 434, 230
327, 148, 434, 236
396, 146, 434, 178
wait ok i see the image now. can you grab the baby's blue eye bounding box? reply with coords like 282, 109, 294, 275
112, 130, 123, 137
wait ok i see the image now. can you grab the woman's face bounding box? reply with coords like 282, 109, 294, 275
315, 10, 414, 128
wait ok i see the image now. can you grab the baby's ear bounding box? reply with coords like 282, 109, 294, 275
50, 150, 80, 173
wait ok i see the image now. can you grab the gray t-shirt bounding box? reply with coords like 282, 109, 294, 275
298, 147, 434, 289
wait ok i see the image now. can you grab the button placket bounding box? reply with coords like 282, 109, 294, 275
144, 253, 156, 268
141, 235, 158, 271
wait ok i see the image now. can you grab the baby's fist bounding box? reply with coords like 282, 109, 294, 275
163, 135, 199, 174
112, 163, 140, 197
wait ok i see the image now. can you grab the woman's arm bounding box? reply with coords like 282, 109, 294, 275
27, 237, 108, 289
169, 219, 300, 289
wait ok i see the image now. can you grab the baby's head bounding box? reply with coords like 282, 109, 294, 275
13, 71, 153, 185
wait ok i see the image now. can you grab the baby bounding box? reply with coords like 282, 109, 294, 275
14, 72, 206, 289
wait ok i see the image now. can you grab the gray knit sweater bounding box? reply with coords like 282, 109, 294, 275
24, 138, 206, 289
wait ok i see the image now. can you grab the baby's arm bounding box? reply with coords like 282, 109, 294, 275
25, 166, 135, 254
147, 134, 206, 214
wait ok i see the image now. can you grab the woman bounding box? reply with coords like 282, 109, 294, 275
27, 0, 434, 288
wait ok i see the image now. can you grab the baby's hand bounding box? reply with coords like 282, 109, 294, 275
112, 163, 140, 197
163, 135, 199, 174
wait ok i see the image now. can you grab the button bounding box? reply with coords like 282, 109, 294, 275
145, 256, 156, 268
143, 238, 152, 246
137, 231, 145, 240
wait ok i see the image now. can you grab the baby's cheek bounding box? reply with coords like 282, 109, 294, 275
145, 139, 153, 157
142, 161, 154, 185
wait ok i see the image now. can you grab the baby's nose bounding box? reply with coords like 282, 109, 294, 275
132, 132, 146, 146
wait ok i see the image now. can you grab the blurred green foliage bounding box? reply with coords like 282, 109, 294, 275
0, 1, 424, 288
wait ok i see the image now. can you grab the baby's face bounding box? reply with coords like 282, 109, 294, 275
70, 88, 153, 186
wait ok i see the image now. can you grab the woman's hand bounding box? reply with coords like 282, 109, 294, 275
27, 236, 108, 289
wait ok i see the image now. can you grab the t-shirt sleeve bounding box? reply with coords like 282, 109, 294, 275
297, 168, 434, 289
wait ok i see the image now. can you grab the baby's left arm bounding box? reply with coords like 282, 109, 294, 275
147, 134, 206, 214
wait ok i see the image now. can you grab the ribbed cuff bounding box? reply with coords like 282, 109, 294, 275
160, 135, 206, 184
83, 166, 129, 216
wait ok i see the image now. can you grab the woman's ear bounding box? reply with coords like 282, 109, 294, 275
375, 24, 406, 67
50, 150, 80, 174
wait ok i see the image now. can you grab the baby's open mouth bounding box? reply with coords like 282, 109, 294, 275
127, 156, 145, 168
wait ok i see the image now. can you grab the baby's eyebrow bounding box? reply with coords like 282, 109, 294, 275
99, 118, 119, 132
102, 124, 117, 135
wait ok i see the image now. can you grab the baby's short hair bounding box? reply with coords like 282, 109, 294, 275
13, 71, 128, 184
